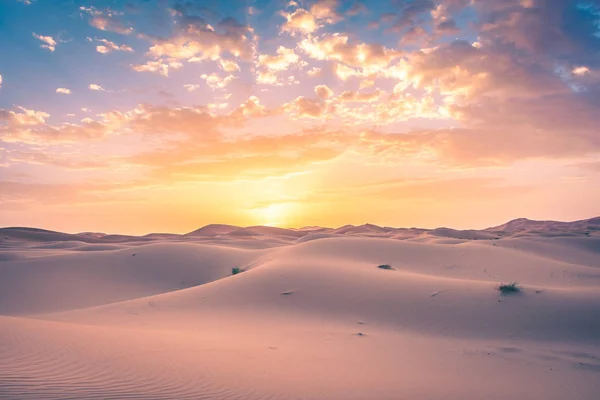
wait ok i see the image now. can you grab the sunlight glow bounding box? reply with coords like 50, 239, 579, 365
253, 203, 292, 227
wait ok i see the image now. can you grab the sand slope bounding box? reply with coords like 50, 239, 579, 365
0, 218, 599, 399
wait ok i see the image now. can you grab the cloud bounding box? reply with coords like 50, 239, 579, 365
359, 79, 375, 89
0, 74, 3, 88
131, 60, 183, 76
390, 0, 436, 32
314, 84, 334, 99
128, 125, 350, 181
130, 12, 255, 79
300, 34, 403, 77
0, 101, 286, 178
200, 73, 235, 90
330, 91, 444, 124
88, 84, 105, 91
233, 96, 271, 118
7, 150, 118, 170
430, 3, 461, 34
395, 40, 567, 105
257, 46, 304, 71
475, 0, 600, 66
7, 0, 600, 172
307, 67, 322, 77
32, 33, 57, 51
352, 90, 600, 166
256, 46, 306, 84
80, 6, 133, 35
0, 99, 274, 145
573, 66, 591, 76
207, 103, 229, 110
56, 88, 71, 94
1, 101, 332, 188
1, 106, 50, 126
0, 106, 136, 144
310, 0, 340, 20
283, 96, 336, 119
183, 84, 201, 92
337, 89, 385, 103
399, 26, 429, 45
256, 70, 279, 85
90, 17, 133, 34
435, 18, 459, 33
281, 0, 341, 34
219, 59, 240, 72
281, 9, 319, 34
95, 38, 134, 54
143, 14, 256, 66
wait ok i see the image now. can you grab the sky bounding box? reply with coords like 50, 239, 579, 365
1, 0, 600, 234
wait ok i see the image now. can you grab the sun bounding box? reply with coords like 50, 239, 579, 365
254, 203, 291, 227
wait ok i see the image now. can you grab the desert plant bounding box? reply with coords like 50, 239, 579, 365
498, 282, 520, 294
377, 264, 394, 270
232, 267, 246, 275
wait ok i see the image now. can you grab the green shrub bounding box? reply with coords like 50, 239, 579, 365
377, 264, 394, 270
498, 282, 520, 294
232, 267, 246, 275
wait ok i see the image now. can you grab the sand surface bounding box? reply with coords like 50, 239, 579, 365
1, 219, 599, 399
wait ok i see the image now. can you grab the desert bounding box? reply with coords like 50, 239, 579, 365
1, 218, 599, 399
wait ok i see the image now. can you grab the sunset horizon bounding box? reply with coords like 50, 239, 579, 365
4, 214, 600, 237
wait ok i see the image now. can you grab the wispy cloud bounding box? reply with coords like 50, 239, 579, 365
80, 6, 133, 34
88, 84, 105, 91
131, 60, 182, 77
95, 38, 134, 54
32, 33, 57, 51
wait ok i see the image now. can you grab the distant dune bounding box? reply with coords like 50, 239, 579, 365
3, 216, 598, 245
486, 216, 600, 234
0, 217, 599, 399
184, 224, 241, 237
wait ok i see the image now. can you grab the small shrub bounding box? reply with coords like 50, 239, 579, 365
232, 267, 246, 275
498, 282, 520, 294
378, 264, 394, 270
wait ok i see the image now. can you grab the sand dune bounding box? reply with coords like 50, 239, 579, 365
0, 242, 265, 315
1, 218, 599, 399
184, 224, 241, 237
